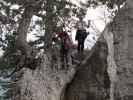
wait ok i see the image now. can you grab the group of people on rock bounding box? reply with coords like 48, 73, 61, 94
52, 17, 90, 68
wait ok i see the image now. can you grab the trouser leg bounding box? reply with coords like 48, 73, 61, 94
81, 40, 84, 52
77, 41, 80, 52
60, 49, 65, 69
64, 50, 69, 68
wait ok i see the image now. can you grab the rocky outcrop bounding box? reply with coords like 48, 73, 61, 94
105, 1, 133, 99
64, 41, 110, 100
15, 39, 110, 100
17, 52, 76, 100
103, 28, 117, 100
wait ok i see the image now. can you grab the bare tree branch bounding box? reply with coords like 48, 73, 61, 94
0, 14, 15, 24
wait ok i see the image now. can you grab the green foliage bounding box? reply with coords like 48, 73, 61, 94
0, 31, 17, 100
0, 80, 17, 100
81, 0, 126, 9
37, 0, 86, 48
0, 32, 16, 70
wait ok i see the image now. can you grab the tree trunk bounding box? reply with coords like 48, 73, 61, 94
16, 6, 34, 57
44, 0, 55, 50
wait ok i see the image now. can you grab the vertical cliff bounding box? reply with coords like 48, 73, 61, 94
110, 3, 133, 99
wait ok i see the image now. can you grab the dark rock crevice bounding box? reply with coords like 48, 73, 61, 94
64, 41, 111, 100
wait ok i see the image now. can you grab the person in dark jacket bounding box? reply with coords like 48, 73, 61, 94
75, 17, 90, 53
75, 29, 88, 53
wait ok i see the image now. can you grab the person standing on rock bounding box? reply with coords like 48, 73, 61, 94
75, 16, 90, 54
56, 28, 73, 69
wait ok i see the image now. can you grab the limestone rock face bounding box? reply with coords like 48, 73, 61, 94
111, 4, 133, 99
17, 42, 109, 100
17, 53, 76, 100
64, 42, 109, 100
